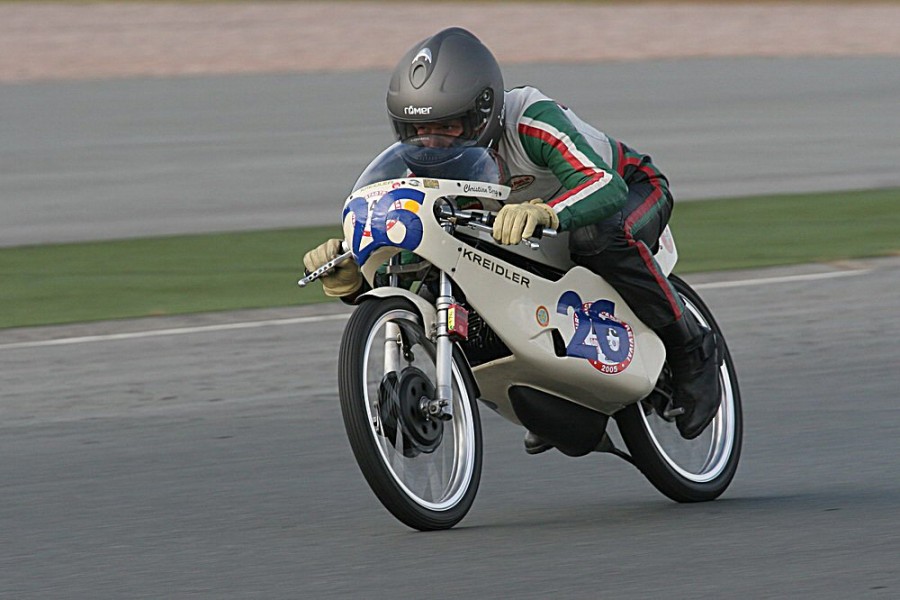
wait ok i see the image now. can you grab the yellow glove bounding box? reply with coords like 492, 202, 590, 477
303, 238, 362, 298
492, 199, 560, 245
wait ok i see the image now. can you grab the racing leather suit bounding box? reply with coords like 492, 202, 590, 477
496, 86, 684, 330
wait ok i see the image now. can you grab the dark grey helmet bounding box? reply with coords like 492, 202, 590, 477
387, 28, 504, 148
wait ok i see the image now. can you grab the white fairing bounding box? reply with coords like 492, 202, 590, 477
343, 178, 674, 424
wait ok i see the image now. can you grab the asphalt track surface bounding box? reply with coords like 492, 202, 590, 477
2, 56, 899, 247
2, 258, 899, 599
2, 58, 900, 598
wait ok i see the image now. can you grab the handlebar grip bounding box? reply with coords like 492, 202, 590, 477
527, 224, 558, 239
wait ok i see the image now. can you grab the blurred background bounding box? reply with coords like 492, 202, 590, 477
1, 3, 899, 599
2, 1, 899, 247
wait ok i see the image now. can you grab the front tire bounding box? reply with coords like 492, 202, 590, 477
616, 275, 742, 502
339, 297, 482, 530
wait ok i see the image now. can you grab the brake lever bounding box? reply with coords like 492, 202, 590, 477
298, 249, 354, 287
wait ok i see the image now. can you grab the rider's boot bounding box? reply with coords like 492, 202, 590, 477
524, 431, 554, 455
657, 312, 722, 440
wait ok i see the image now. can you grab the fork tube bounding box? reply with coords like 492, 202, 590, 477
384, 322, 401, 374
384, 254, 402, 374
434, 269, 454, 417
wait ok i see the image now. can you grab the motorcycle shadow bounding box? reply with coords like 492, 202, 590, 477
448, 486, 894, 534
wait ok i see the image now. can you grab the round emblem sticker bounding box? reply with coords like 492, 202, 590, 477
570, 302, 635, 375
535, 306, 550, 327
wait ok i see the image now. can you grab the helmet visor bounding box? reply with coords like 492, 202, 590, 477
402, 132, 475, 149
392, 91, 493, 147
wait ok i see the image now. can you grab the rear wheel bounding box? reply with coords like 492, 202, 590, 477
339, 297, 482, 530
616, 275, 742, 502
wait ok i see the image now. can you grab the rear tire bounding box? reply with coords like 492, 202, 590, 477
616, 275, 742, 502
339, 297, 482, 530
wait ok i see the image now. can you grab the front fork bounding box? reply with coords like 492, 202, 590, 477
383, 254, 404, 375
429, 269, 455, 420
381, 255, 456, 421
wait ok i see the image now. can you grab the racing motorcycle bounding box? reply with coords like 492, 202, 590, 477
299, 142, 742, 531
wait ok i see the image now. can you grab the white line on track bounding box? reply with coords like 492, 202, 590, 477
0, 268, 870, 351
691, 268, 871, 290
0, 314, 351, 351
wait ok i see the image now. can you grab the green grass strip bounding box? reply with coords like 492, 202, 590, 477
669, 187, 899, 272
1, 188, 898, 329
0, 225, 342, 329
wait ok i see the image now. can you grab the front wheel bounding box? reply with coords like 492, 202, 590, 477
338, 296, 482, 530
615, 275, 742, 502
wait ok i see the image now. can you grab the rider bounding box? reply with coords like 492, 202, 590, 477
303, 27, 721, 445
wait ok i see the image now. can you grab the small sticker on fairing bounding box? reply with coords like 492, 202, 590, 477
508, 174, 536, 191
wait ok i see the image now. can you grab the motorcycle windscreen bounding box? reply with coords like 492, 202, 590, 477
352, 142, 509, 192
